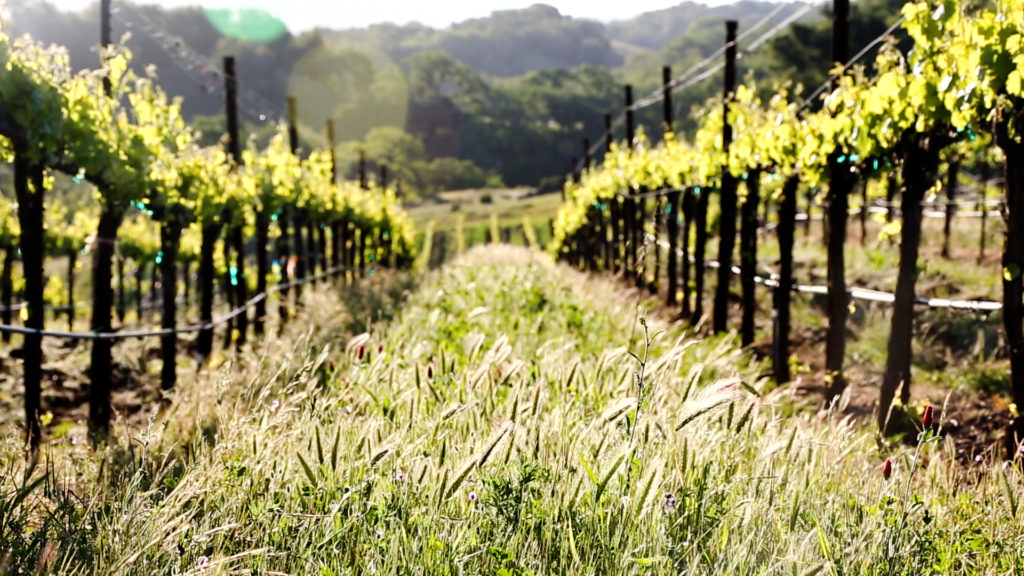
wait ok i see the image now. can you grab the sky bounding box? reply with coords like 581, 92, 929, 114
46, 0, 706, 32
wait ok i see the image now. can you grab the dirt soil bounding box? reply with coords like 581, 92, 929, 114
0, 335, 200, 442
612, 271, 1015, 464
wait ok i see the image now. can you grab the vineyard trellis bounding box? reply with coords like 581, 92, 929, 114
0, 16, 415, 450
552, 0, 1024, 451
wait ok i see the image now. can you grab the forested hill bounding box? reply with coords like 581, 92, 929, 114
605, 0, 807, 51
0, 0, 815, 81
3, 0, 881, 193
322, 4, 623, 77
2, 0, 307, 122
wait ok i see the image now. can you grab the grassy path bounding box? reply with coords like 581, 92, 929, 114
1, 246, 1021, 574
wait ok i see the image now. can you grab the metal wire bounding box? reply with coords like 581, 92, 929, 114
799, 15, 908, 110
737, 3, 791, 43
626, 3, 815, 114
743, 3, 817, 52
572, 10, 912, 179
0, 265, 351, 340
646, 233, 1003, 312
113, 3, 285, 125
113, 1, 332, 150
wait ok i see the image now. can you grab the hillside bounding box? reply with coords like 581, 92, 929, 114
3, 0, 821, 114
606, 0, 816, 51
2, 0, 310, 122
323, 4, 624, 77
0, 0, 837, 190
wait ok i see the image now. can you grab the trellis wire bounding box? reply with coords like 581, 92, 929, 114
0, 265, 351, 340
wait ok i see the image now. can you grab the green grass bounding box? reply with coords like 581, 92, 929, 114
567, 207, 1012, 403
1, 246, 1022, 574
753, 212, 1003, 299
408, 188, 562, 268
408, 188, 561, 242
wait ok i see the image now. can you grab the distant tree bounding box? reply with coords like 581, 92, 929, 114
439, 4, 621, 76
421, 157, 505, 192
606, 1, 800, 51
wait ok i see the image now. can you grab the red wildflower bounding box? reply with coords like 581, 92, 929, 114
882, 458, 893, 480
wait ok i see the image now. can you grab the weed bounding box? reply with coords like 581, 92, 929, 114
0, 247, 1020, 574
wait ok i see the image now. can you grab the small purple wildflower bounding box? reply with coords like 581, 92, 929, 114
468, 491, 478, 502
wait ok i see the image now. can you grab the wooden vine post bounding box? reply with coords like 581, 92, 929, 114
942, 160, 959, 258
713, 20, 739, 334
1, 247, 13, 344
327, 118, 342, 273
663, 65, 678, 306
278, 96, 298, 324
604, 112, 621, 273
739, 169, 760, 346
196, 198, 221, 357
289, 97, 309, 301
860, 181, 869, 244
692, 182, 710, 326
681, 188, 695, 317
647, 67, 673, 296
158, 214, 182, 392
66, 251, 76, 330
825, 0, 852, 401
358, 150, 366, 278
979, 162, 988, 262
885, 172, 897, 224
225, 56, 248, 348
773, 176, 800, 383
250, 97, 273, 337
378, 164, 391, 268
623, 86, 637, 285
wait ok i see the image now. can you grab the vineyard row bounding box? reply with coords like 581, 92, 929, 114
0, 22, 415, 450
551, 0, 1024, 448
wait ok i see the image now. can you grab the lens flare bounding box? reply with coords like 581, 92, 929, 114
202, 8, 287, 43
